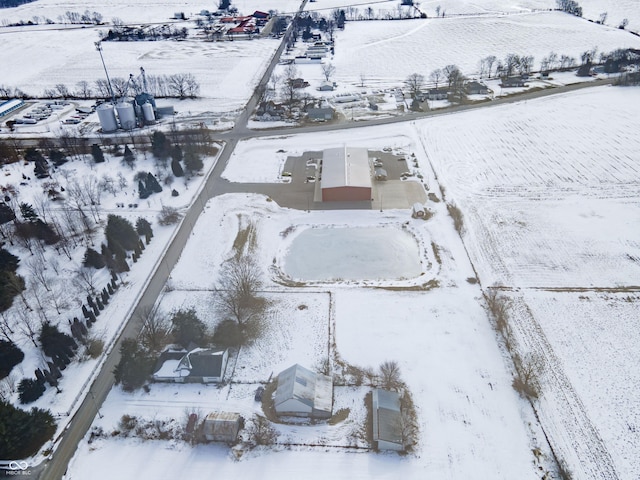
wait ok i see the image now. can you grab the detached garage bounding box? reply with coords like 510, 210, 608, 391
321, 147, 372, 202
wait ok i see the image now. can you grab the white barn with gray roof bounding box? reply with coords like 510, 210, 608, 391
274, 364, 333, 419
321, 147, 372, 202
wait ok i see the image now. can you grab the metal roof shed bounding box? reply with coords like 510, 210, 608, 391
321, 147, 372, 202
372, 388, 404, 451
274, 364, 333, 419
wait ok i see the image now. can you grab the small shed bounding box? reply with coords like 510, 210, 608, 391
412, 203, 426, 218
374, 168, 387, 181
372, 389, 404, 451
317, 81, 335, 91
202, 412, 243, 443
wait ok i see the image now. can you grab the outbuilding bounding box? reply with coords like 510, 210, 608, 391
274, 364, 333, 419
372, 388, 404, 451
202, 412, 243, 443
321, 147, 372, 202
0, 99, 24, 117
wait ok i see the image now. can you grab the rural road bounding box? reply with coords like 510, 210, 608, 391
26, 9, 618, 480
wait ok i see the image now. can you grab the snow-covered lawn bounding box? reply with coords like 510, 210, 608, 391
66, 188, 548, 479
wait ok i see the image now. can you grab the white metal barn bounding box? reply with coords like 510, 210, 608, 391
321, 147, 372, 202
274, 364, 333, 419
372, 388, 404, 451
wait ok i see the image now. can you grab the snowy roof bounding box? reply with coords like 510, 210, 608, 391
321, 147, 371, 190
0, 98, 23, 116
153, 348, 226, 379
274, 364, 333, 416
372, 389, 403, 446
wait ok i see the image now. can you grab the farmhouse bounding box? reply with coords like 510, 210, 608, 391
202, 412, 243, 443
306, 107, 334, 122
501, 76, 527, 88
372, 388, 404, 451
274, 364, 333, 419
466, 81, 490, 95
152, 347, 229, 383
425, 88, 448, 101
321, 147, 372, 202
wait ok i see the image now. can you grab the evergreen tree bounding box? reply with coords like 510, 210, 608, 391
19, 202, 39, 223
0, 340, 24, 379
171, 308, 207, 348
171, 145, 184, 177
171, 157, 184, 177
145, 172, 163, 193
135, 217, 153, 241
138, 179, 149, 199
91, 144, 105, 163
122, 145, 135, 168
113, 338, 153, 391
0, 248, 19, 272
0, 203, 15, 224
183, 148, 203, 173
105, 214, 139, 251
24, 147, 45, 163
39, 322, 76, 360
48, 149, 68, 166
18, 378, 45, 404
33, 158, 50, 179
83, 247, 106, 269
151, 131, 171, 159
0, 401, 56, 459
0, 271, 25, 312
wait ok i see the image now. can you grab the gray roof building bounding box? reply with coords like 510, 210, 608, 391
274, 364, 333, 419
372, 388, 404, 451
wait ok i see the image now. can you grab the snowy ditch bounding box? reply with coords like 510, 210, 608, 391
280, 225, 425, 282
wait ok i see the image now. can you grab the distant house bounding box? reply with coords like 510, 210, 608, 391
307, 107, 335, 122
425, 88, 448, 100
372, 389, 404, 451
289, 78, 310, 89
274, 364, 333, 419
466, 81, 490, 95
501, 76, 526, 88
317, 81, 335, 91
255, 101, 285, 121
202, 412, 243, 443
153, 347, 229, 383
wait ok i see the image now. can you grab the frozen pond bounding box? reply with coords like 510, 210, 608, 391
282, 226, 423, 282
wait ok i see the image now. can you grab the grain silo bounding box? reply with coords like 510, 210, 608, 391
116, 101, 136, 130
96, 103, 118, 132
141, 102, 155, 124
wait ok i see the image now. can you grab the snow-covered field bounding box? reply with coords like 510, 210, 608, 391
418, 85, 640, 479
329, 12, 640, 87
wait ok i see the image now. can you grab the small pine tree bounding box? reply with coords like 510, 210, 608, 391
105, 215, 139, 251
96, 296, 104, 310
136, 217, 153, 243
18, 378, 46, 404
183, 148, 203, 173
151, 131, 171, 159
49, 149, 68, 166
91, 144, 105, 163
145, 172, 163, 193
138, 179, 149, 199
171, 157, 184, 178
19, 203, 39, 223
0, 340, 25, 379
123, 145, 135, 168
83, 247, 106, 269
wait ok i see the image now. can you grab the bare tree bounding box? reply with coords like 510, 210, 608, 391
137, 306, 171, 353
404, 73, 425, 99
512, 352, 546, 399
429, 68, 443, 89
245, 415, 278, 447
15, 305, 38, 347
598, 12, 607, 24
379, 360, 403, 390
214, 256, 264, 326
75, 266, 98, 295
27, 258, 51, 292
321, 63, 336, 82
281, 63, 300, 113
485, 55, 497, 78
75, 80, 93, 99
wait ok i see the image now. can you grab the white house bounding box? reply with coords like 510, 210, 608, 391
372, 388, 404, 451
274, 364, 333, 419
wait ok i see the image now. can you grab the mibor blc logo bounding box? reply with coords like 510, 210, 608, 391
0, 461, 31, 476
